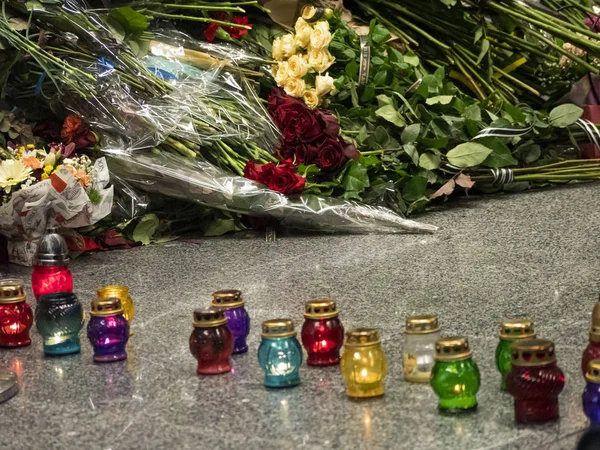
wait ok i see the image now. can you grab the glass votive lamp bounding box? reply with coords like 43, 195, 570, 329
87, 297, 130, 362
211, 290, 250, 354
496, 319, 536, 390
97, 285, 134, 336
301, 299, 344, 366
35, 292, 84, 355
258, 319, 303, 388
340, 328, 387, 398
31, 228, 73, 302
403, 314, 440, 383
0, 279, 32, 348
189, 308, 234, 375
582, 299, 600, 377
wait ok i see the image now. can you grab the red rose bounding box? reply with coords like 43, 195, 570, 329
316, 137, 348, 172
61, 115, 82, 141
340, 137, 359, 160
204, 23, 220, 42
244, 160, 276, 185
268, 165, 305, 194
212, 11, 228, 21
61, 115, 97, 149
273, 103, 323, 143
227, 16, 251, 39
315, 109, 340, 138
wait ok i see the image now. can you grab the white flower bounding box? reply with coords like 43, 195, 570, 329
294, 18, 312, 48
44, 151, 57, 168
309, 21, 332, 51
0, 159, 33, 194
287, 54, 308, 79
272, 37, 284, 61
280, 33, 297, 59
315, 74, 336, 96
308, 48, 335, 74
284, 78, 306, 98
303, 89, 320, 109
274, 61, 291, 86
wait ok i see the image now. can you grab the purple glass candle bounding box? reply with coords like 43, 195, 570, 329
211, 290, 250, 354
87, 297, 129, 363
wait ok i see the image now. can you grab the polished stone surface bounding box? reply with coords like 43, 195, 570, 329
1, 185, 599, 450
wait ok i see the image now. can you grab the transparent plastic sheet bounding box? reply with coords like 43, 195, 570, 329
105, 150, 437, 234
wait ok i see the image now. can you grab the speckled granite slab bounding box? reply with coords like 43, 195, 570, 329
1, 185, 599, 450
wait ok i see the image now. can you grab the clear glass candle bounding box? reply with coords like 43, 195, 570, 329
87, 297, 130, 363
97, 286, 135, 336
31, 228, 73, 302
190, 308, 234, 375
301, 299, 344, 366
506, 339, 565, 424
0, 279, 32, 348
583, 359, 600, 425
495, 319, 536, 390
211, 290, 250, 354
431, 336, 480, 413
35, 292, 84, 355
258, 319, 302, 388
340, 328, 387, 398
403, 315, 440, 383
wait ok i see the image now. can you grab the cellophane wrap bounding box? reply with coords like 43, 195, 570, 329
106, 150, 437, 234
0, 158, 113, 266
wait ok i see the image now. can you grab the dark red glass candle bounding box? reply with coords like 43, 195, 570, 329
506, 339, 565, 424
189, 308, 234, 375
301, 299, 344, 366
31, 228, 72, 302
0, 279, 32, 347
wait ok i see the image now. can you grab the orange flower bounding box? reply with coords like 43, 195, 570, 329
21, 156, 42, 170
61, 115, 82, 141
65, 165, 77, 177
75, 169, 90, 187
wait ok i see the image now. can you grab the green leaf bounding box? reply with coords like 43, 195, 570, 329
504, 103, 526, 123
519, 143, 541, 164
464, 104, 481, 121
350, 81, 359, 108
446, 142, 493, 167
426, 95, 453, 106
418, 136, 448, 149
298, 164, 320, 177
479, 137, 518, 168
376, 94, 393, 107
109, 6, 149, 38
401, 124, 421, 144
404, 144, 419, 166
440, 0, 458, 6
474, 27, 483, 43
476, 39, 490, 65
357, 125, 368, 144
359, 154, 380, 168
404, 53, 419, 66
345, 60, 359, 79
373, 70, 388, 86
375, 105, 406, 128
342, 160, 370, 192
402, 176, 428, 202
373, 126, 389, 146
370, 23, 391, 44
132, 214, 159, 245
419, 153, 441, 170
203, 218, 239, 237
360, 83, 376, 102
549, 104, 583, 127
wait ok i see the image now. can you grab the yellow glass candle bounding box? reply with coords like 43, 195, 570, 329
97, 286, 134, 335
340, 328, 387, 398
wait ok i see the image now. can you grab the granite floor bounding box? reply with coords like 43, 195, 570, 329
1, 185, 599, 450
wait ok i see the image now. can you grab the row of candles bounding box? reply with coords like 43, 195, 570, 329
0, 229, 599, 426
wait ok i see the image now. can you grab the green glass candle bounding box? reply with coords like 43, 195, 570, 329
495, 319, 536, 391
431, 336, 480, 413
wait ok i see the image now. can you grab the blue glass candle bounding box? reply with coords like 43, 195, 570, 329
583, 359, 600, 424
258, 319, 302, 388
87, 297, 129, 363
36, 292, 84, 355
211, 290, 250, 354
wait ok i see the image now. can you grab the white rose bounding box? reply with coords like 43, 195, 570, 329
274, 62, 290, 86
308, 49, 335, 74
303, 89, 320, 109
294, 17, 312, 49
280, 33, 297, 59
272, 37, 284, 61
287, 54, 308, 79
284, 78, 306, 98
315, 74, 335, 97
309, 21, 332, 51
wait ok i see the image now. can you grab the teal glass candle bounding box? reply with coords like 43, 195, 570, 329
496, 319, 536, 390
257, 319, 302, 388
431, 336, 480, 413
35, 292, 84, 355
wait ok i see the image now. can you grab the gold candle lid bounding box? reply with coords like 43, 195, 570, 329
345, 328, 380, 346
193, 308, 227, 327
434, 336, 472, 361
261, 319, 296, 338
0, 279, 25, 304
510, 339, 556, 367
304, 299, 338, 319
585, 359, 600, 383
211, 290, 244, 309
593, 299, 600, 326
405, 315, 439, 335
97, 285, 129, 298
499, 319, 536, 340
90, 297, 124, 316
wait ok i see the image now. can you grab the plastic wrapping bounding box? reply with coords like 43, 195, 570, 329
106, 150, 437, 234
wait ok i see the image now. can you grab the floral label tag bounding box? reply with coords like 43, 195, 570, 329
359, 35, 371, 87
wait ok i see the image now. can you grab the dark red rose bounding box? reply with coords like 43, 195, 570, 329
204, 23, 220, 42
315, 109, 340, 138
61, 115, 97, 149
316, 137, 348, 172
70, 130, 97, 149
33, 119, 62, 141
268, 88, 299, 114
274, 103, 322, 143
244, 160, 276, 185
212, 11, 228, 21
227, 16, 251, 39
268, 165, 305, 194
340, 137, 359, 160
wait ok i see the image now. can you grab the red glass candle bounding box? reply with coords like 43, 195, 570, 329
0, 279, 32, 347
583, 300, 600, 377
506, 339, 565, 424
301, 299, 344, 366
31, 228, 72, 302
189, 308, 234, 375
